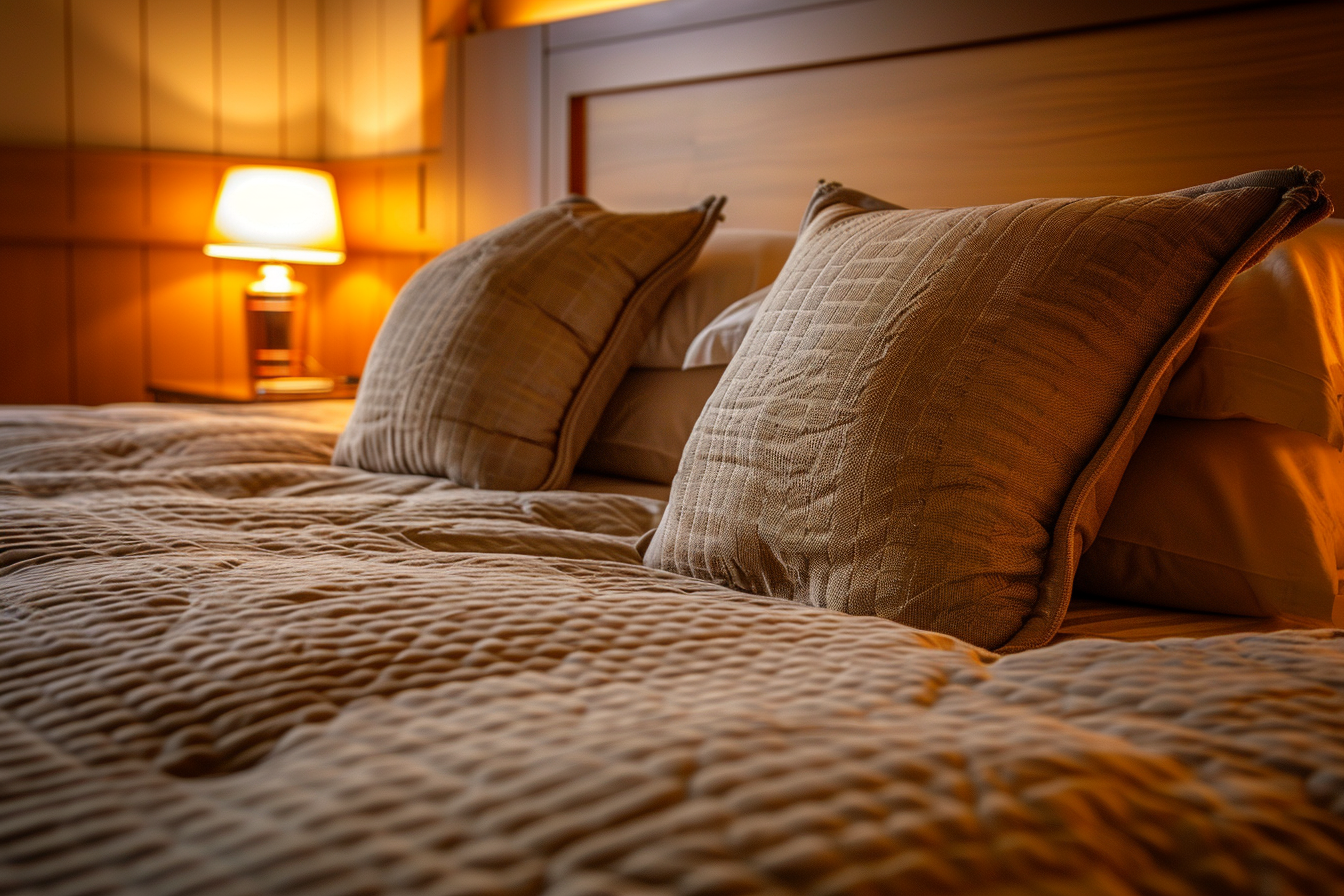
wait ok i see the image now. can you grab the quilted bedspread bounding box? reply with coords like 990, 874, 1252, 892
2, 403, 1344, 896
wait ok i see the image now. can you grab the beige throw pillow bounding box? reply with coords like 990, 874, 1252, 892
334, 195, 724, 490
645, 172, 1331, 653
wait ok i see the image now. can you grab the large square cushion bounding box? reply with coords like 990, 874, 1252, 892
335, 195, 723, 490
644, 172, 1331, 652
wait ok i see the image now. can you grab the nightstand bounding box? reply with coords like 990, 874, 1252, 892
148, 378, 359, 403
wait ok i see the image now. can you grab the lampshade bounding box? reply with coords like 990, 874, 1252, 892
205, 166, 345, 265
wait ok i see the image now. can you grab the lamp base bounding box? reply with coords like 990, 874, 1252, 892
245, 264, 309, 380
255, 377, 335, 396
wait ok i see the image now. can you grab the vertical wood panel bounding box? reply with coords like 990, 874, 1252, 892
380, 157, 422, 246
147, 247, 217, 385
347, 0, 382, 157
72, 246, 146, 404
382, 0, 422, 153
283, 0, 321, 158
422, 151, 452, 249
329, 159, 381, 246
312, 253, 385, 375
0, 0, 68, 145
70, 0, 143, 147
145, 0, 216, 152
0, 245, 72, 404
217, 258, 253, 388
421, 0, 453, 153
320, 0, 351, 158
72, 153, 146, 234
219, 0, 283, 156
0, 150, 70, 236
146, 156, 223, 242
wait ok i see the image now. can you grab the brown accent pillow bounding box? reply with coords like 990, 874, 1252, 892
334, 195, 724, 490
645, 171, 1331, 653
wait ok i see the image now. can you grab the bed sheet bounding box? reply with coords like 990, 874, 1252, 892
2, 402, 1343, 895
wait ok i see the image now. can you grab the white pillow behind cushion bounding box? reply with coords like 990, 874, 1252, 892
634, 229, 794, 368
683, 286, 771, 369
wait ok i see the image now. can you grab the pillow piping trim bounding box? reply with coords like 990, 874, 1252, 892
539, 195, 727, 490
1003, 172, 1334, 653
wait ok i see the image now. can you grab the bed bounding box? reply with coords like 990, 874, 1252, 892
3, 394, 1344, 895
6, 3, 1344, 895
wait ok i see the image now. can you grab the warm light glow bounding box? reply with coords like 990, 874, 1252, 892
248, 264, 305, 297
490, 0, 669, 29
205, 166, 346, 265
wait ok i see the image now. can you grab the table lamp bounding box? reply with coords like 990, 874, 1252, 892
204, 165, 345, 388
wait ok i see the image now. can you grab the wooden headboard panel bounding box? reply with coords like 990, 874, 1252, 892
530, 0, 1343, 231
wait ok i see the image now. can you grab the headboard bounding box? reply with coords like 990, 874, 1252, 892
461, 0, 1343, 235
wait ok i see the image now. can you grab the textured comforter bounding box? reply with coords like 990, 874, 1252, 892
2, 403, 1343, 895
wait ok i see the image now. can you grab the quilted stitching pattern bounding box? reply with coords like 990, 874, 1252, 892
2, 405, 1344, 894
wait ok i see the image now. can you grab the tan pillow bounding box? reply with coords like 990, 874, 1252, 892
683, 286, 771, 369
577, 365, 726, 485
645, 173, 1332, 653
633, 229, 795, 368
1160, 218, 1344, 447
1077, 417, 1343, 625
334, 195, 724, 490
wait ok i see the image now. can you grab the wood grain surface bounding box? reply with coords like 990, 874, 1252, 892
584, 3, 1344, 229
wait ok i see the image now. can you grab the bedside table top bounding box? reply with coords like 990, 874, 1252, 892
149, 378, 358, 403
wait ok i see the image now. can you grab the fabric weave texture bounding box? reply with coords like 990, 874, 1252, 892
647, 171, 1332, 652
335, 194, 724, 490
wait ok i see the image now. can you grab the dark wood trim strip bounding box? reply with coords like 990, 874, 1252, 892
568, 93, 586, 196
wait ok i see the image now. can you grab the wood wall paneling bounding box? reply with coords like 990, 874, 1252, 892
583, 2, 1344, 228
347, 0, 384, 157
0, 245, 71, 405
219, 0, 283, 157
146, 247, 219, 387
283, 0, 322, 158
0, 0, 68, 146
147, 155, 225, 243
145, 0, 217, 153
72, 246, 146, 404
319, 0, 423, 159
2, 0, 423, 160
421, 0, 457, 152
343, 251, 421, 374
0, 0, 443, 405
0, 149, 69, 238
69, 0, 144, 148
313, 252, 386, 376
319, 0, 351, 158
72, 152, 147, 236
216, 258, 253, 389
382, 0, 425, 154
